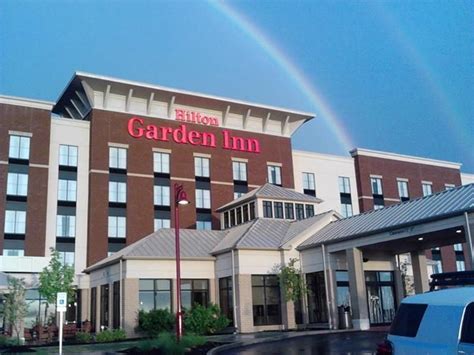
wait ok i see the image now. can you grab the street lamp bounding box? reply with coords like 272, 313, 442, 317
174, 183, 189, 342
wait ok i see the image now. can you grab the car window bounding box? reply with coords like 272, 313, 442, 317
389, 303, 428, 337
461, 302, 474, 344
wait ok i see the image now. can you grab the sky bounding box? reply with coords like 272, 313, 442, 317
1, 0, 473, 171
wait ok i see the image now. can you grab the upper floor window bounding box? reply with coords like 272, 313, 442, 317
302, 173, 315, 194
9, 135, 30, 160
233, 161, 247, 182
295, 203, 305, 220
422, 182, 432, 197
4, 210, 26, 234
305, 204, 315, 218
56, 215, 76, 237
59, 145, 78, 167
274, 202, 284, 219
445, 184, 455, 190
196, 221, 212, 230
154, 218, 171, 230
284, 203, 294, 219
196, 189, 211, 209
454, 243, 463, 252
263, 201, 273, 218
234, 192, 244, 200
397, 180, 409, 201
194, 157, 210, 178
341, 203, 353, 218
108, 216, 126, 238
7, 173, 28, 196
58, 251, 75, 267
267, 165, 281, 186
371, 177, 383, 195
58, 179, 77, 202
339, 177, 351, 194
456, 260, 466, 272
109, 181, 127, 203
109, 147, 127, 170
374, 204, 384, 210
154, 185, 170, 206
3, 248, 24, 257
153, 152, 170, 174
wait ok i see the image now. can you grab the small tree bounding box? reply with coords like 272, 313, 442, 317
4, 277, 28, 343
278, 258, 307, 302
38, 248, 75, 325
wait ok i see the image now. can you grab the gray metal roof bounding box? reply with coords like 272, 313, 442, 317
217, 183, 322, 211
299, 183, 474, 250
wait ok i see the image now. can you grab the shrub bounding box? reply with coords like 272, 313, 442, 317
0, 335, 20, 347
184, 303, 230, 335
75, 331, 93, 343
95, 328, 127, 343
137, 309, 175, 337
136, 332, 205, 355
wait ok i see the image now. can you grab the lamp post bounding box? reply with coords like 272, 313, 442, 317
174, 183, 189, 342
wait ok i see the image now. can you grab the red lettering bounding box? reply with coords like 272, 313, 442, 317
247, 138, 260, 153
201, 132, 216, 147
188, 131, 201, 145
222, 130, 231, 149
160, 127, 172, 141
175, 109, 185, 121
172, 124, 188, 144
145, 125, 158, 140
201, 116, 210, 125
231, 136, 246, 151
128, 117, 144, 138
209, 117, 218, 126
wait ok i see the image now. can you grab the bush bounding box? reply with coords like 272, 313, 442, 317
136, 332, 205, 355
75, 331, 93, 343
0, 335, 20, 347
137, 309, 175, 337
95, 328, 127, 343
184, 303, 230, 335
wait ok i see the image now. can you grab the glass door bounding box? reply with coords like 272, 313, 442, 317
365, 271, 396, 325
306, 272, 328, 323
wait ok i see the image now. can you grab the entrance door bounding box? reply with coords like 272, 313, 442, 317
306, 272, 328, 323
365, 271, 396, 325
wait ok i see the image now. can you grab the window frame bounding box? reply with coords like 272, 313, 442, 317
194, 157, 210, 178
153, 152, 170, 174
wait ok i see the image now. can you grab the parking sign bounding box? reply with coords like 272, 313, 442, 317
57, 292, 67, 312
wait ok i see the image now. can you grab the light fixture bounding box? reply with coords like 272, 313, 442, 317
456, 229, 462, 234
418, 237, 424, 241
175, 185, 190, 205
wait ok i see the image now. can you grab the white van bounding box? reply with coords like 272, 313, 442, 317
377, 287, 474, 354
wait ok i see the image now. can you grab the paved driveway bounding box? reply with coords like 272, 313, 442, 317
222, 331, 387, 355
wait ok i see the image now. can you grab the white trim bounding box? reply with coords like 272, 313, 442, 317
351, 148, 462, 169
127, 173, 153, 178
396, 177, 409, 182
370, 174, 383, 179
170, 176, 195, 182
358, 196, 373, 200
422, 180, 433, 185
232, 157, 248, 163
0, 161, 7, 165
267, 161, 283, 167
0, 95, 53, 110
90, 169, 109, 174
211, 181, 233, 186
152, 147, 172, 154
385, 198, 401, 202
193, 152, 212, 158
108, 142, 129, 149
29, 163, 49, 169
248, 184, 260, 188
9, 130, 32, 137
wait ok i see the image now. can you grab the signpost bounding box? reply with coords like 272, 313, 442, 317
57, 292, 67, 355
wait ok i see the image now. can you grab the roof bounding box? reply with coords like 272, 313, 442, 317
299, 183, 474, 250
403, 287, 474, 307
0, 95, 54, 111
216, 183, 323, 212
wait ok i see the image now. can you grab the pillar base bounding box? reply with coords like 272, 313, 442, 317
352, 318, 370, 330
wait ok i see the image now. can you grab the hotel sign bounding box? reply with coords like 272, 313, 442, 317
175, 109, 219, 127
127, 117, 260, 154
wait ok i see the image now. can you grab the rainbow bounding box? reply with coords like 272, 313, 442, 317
211, 1, 354, 152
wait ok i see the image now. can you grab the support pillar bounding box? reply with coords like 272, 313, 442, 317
465, 212, 474, 271
410, 250, 429, 294
393, 256, 405, 306
346, 247, 370, 330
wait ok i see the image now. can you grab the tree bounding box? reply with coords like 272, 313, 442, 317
38, 248, 75, 325
278, 258, 307, 302
4, 277, 28, 343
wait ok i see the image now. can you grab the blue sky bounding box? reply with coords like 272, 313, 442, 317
1, 0, 473, 171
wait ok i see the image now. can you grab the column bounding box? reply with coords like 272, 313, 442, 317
465, 212, 474, 270
410, 250, 429, 293
392, 256, 405, 306
346, 247, 370, 330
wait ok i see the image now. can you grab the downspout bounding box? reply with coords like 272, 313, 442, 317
119, 258, 123, 329
465, 212, 474, 270
322, 244, 333, 330
231, 249, 238, 333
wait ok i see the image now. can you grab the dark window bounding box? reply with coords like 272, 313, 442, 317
236, 207, 242, 225
461, 302, 474, 344
249, 202, 256, 220
295, 204, 305, 220
224, 212, 229, 229
230, 210, 236, 227
305, 204, 314, 217
389, 303, 428, 337
251, 275, 281, 326
219, 277, 234, 326
274, 202, 283, 219
181, 279, 209, 310
113, 281, 120, 329
284, 203, 294, 219
139, 279, 172, 311
100, 284, 109, 329
90, 287, 97, 332
243, 204, 249, 223
263, 201, 273, 218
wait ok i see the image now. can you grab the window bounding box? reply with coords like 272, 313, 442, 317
267, 165, 282, 185
338, 177, 351, 194
196, 189, 211, 209
302, 172, 316, 196
4, 210, 26, 234
236, 207, 242, 224
374, 204, 384, 210
397, 180, 409, 201
252, 275, 281, 326
108, 216, 126, 238
59, 145, 78, 167
90, 287, 97, 331
100, 284, 110, 328
263, 201, 273, 218
3, 249, 24, 256
456, 260, 466, 271
109, 147, 127, 170
153, 152, 170, 174
196, 221, 212, 230
249, 202, 256, 220
219, 277, 234, 325
232, 161, 247, 181
109, 181, 126, 203
461, 302, 474, 344
336, 271, 350, 307
224, 211, 229, 229
181, 279, 209, 309
154, 185, 170, 206
242, 204, 249, 223
58, 179, 77, 202
154, 218, 170, 230
230, 209, 236, 226
454, 243, 463, 252
295, 204, 305, 220
445, 184, 455, 190
112, 281, 120, 329
194, 157, 210, 178
58, 251, 74, 266
139, 279, 172, 311
56, 215, 76, 237
9, 135, 30, 160
371, 177, 383, 195
284, 203, 294, 219
6, 173, 28, 196
341, 203, 353, 218
422, 182, 432, 197
234, 192, 244, 200
273, 202, 284, 219
305, 204, 314, 218
389, 303, 428, 338
431, 249, 443, 274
